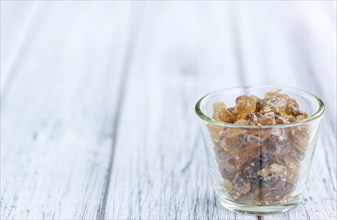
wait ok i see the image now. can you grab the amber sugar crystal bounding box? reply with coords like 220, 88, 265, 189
207, 90, 309, 205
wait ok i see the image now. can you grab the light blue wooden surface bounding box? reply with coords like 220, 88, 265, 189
1, 1, 336, 219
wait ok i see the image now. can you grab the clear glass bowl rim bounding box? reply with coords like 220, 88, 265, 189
195, 85, 325, 129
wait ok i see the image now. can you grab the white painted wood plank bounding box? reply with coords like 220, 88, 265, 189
1, 2, 135, 219
104, 2, 255, 219
0, 1, 42, 96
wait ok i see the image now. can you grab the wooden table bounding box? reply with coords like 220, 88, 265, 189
1, 1, 336, 219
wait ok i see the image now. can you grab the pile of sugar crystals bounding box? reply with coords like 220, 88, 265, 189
208, 90, 309, 205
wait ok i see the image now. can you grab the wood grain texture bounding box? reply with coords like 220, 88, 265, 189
1, 1, 336, 220
1, 1, 135, 219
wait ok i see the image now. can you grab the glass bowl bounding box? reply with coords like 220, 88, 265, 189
195, 86, 324, 214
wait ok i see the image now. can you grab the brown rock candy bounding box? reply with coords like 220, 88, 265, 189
212, 102, 235, 123
234, 96, 257, 120
207, 90, 310, 205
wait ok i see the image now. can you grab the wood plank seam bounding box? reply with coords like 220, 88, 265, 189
95, 4, 144, 220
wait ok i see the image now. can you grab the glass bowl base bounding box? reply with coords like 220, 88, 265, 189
217, 194, 303, 215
